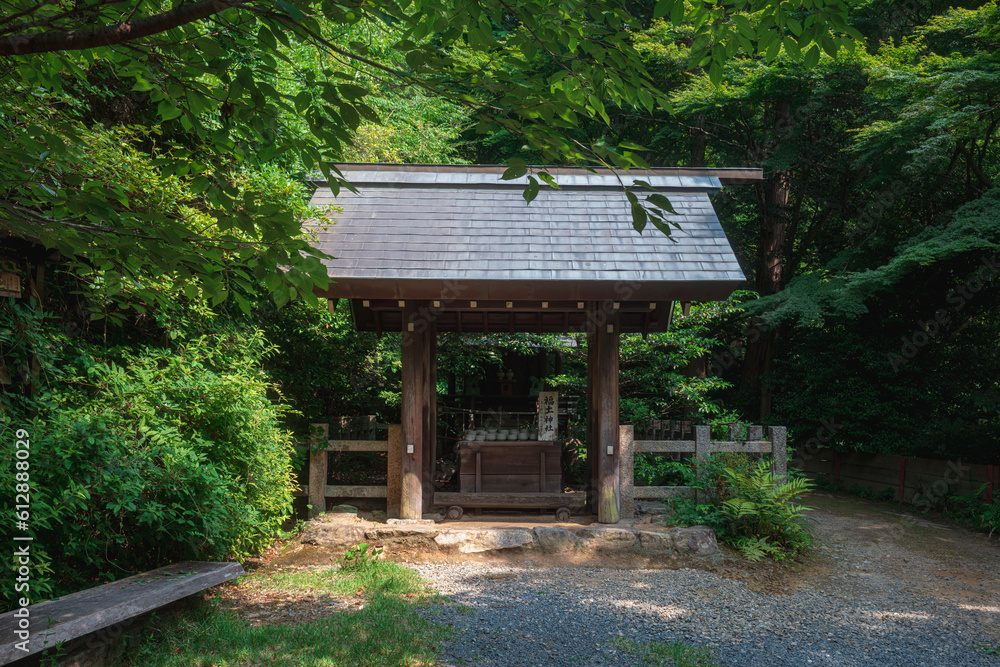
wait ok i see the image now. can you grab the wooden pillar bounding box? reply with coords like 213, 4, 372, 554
423, 321, 437, 514
594, 303, 620, 524
401, 301, 432, 520
586, 321, 599, 512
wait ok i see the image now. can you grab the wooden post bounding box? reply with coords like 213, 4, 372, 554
768, 426, 787, 480
586, 321, 598, 512
694, 425, 710, 504
422, 321, 437, 513
620, 424, 635, 520
308, 423, 329, 518
595, 303, 620, 524
401, 301, 432, 520
387, 424, 402, 518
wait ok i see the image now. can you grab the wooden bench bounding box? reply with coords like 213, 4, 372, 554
0, 561, 244, 665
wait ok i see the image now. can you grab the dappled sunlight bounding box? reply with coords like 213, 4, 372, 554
958, 604, 1000, 613
861, 610, 932, 621
609, 598, 691, 620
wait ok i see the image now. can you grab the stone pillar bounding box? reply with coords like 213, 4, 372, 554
387, 424, 402, 518
769, 426, 787, 480
694, 425, 711, 504
620, 424, 635, 520
308, 423, 329, 518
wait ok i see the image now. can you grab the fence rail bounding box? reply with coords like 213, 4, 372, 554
300, 422, 401, 517
621, 424, 787, 517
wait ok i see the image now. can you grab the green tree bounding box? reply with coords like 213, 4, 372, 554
0, 0, 859, 311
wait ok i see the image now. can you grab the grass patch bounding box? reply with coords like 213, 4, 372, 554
980, 644, 1000, 656
613, 637, 719, 667
122, 559, 452, 667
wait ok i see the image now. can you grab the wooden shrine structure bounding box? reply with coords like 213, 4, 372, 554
308, 164, 761, 523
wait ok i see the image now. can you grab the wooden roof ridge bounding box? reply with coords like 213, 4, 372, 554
313, 164, 763, 188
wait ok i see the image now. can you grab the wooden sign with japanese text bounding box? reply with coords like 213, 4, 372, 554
537, 391, 558, 441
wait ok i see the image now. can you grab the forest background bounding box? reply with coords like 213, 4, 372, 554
0, 0, 997, 609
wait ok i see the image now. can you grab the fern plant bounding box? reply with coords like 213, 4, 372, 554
720, 461, 815, 562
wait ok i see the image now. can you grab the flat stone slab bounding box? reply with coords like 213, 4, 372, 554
577, 527, 637, 541
575, 526, 638, 553
0, 561, 243, 663
387, 518, 437, 526
365, 524, 440, 540
435, 528, 536, 554
534, 526, 581, 554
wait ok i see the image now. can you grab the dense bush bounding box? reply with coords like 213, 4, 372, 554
0, 302, 295, 610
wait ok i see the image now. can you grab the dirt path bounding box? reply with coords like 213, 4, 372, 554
791, 491, 1000, 622
217, 491, 1000, 665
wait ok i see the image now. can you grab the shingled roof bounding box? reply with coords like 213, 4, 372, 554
308, 164, 757, 333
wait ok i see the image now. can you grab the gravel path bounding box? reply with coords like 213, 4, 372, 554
410, 494, 1000, 666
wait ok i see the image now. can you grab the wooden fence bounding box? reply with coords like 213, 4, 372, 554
621, 424, 787, 517
793, 447, 996, 505
301, 421, 401, 517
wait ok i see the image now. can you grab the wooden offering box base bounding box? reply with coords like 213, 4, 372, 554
459, 441, 561, 493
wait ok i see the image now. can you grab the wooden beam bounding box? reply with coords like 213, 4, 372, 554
0, 562, 244, 664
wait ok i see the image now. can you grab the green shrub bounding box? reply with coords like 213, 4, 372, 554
0, 307, 296, 611
945, 485, 1000, 537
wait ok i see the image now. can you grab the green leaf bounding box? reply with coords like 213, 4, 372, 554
804, 44, 821, 68
156, 101, 183, 121
501, 158, 528, 180
523, 176, 540, 203
646, 193, 676, 214
653, 0, 674, 19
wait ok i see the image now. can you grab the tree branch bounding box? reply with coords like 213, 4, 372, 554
0, 0, 247, 56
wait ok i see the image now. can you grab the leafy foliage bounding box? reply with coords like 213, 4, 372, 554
0, 300, 295, 611
719, 460, 815, 561
661, 455, 814, 561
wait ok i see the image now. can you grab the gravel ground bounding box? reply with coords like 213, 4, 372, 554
409, 495, 1000, 667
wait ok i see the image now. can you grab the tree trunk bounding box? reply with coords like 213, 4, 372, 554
689, 114, 706, 167
739, 101, 791, 420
